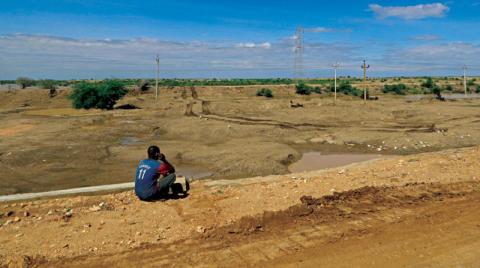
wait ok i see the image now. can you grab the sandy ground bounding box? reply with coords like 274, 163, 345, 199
1, 84, 480, 195
1, 145, 479, 267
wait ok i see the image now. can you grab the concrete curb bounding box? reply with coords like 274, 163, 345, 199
0, 182, 134, 203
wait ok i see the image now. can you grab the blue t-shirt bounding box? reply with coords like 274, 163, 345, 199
134, 159, 161, 200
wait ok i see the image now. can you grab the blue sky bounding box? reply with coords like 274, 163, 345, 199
1, 0, 480, 79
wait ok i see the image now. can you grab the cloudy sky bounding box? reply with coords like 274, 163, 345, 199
1, 0, 479, 79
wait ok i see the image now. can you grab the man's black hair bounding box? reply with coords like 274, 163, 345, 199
148, 145, 160, 159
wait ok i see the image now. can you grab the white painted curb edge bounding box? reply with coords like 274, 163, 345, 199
0, 182, 134, 203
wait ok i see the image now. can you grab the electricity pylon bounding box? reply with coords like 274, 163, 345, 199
361, 60, 370, 102
294, 26, 304, 79
463, 65, 468, 95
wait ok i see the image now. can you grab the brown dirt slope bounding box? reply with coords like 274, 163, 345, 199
1, 146, 480, 267
51, 181, 480, 268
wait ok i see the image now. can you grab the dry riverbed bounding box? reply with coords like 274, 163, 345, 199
1, 86, 480, 195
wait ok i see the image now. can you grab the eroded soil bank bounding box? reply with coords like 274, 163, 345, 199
1, 145, 479, 267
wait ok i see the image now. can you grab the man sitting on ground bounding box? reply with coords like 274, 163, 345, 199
135, 145, 176, 201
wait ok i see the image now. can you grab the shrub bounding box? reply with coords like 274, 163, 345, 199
16, 77, 35, 89
421, 77, 435, 89
476, 85, 480, 94
311, 86, 322, 94
444, 84, 453, 91
408, 87, 424, 94
432, 85, 443, 99
70, 80, 127, 110
383, 83, 407, 95
295, 82, 311, 95
138, 80, 150, 91
467, 79, 476, 86
39, 79, 57, 90
338, 81, 362, 96
256, 88, 273, 98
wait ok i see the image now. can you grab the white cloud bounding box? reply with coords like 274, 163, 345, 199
306, 27, 333, 33
381, 42, 480, 72
411, 34, 442, 41
304, 27, 352, 33
2, 33, 476, 79
369, 3, 449, 20
235, 42, 271, 49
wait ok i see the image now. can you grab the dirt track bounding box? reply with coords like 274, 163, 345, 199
51, 182, 480, 268
1, 145, 480, 267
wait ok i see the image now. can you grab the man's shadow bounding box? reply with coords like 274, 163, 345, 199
147, 183, 190, 202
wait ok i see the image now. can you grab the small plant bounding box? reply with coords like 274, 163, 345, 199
16, 77, 35, 89
70, 80, 127, 110
383, 83, 407, 95
338, 81, 362, 96
432, 85, 444, 100
256, 88, 273, 98
311, 86, 322, 94
138, 80, 150, 91
39, 79, 57, 90
295, 81, 311, 95
444, 84, 453, 91
408, 87, 424, 94
467, 79, 476, 86
421, 77, 435, 89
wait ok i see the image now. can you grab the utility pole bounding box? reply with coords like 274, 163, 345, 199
332, 63, 340, 105
463, 65, 468, 95
361, 60, 370, 102
155, 54, 160, 102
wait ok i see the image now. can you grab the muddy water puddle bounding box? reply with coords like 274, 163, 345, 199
176, 166, 213, 180
289, 152, 381, 173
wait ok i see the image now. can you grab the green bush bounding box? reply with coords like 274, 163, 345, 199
256, 88, 273, 98
467, 79, 476, 86
408, 87, 424, 94
420, 77, 443, 96
311, 86, 322, 94
476, 85, 480, 94
432, 85, 443, 98
421, 77, 435, 89
295, 82, 311, 95
16, 77, 35, 89
383, 83, 407, 95
39, 79, 57, 90
70, 80, 127, 110
138, 80, 150, 91
338, 81, 362, 96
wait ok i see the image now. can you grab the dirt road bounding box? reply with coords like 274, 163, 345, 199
1, 146, 480, 267
43, 182, 480, 267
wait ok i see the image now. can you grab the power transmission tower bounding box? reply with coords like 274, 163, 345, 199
332, 63, 340, 105
294, 26, 304, 79
463, 65, 468, 95
155, 54, 160, 102
361, 60, 370, 102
